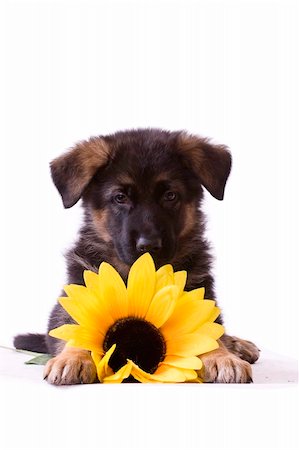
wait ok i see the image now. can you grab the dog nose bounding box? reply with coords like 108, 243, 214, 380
136, 236, 162, 254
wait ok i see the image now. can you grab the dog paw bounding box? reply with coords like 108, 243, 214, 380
43, 348, 97, 385
222, 335, 260, 364
230, 337, 260, 364
199, 353, 253, 383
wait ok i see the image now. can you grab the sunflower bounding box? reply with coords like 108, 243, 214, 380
49, 253, 224, 383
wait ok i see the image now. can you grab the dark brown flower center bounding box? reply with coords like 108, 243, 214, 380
103, 317, 166, 374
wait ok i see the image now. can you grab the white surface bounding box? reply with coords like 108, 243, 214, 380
0, 1, 298, 449
0, 0, 298, 361
0, 347, 298, 450
0, 347, 297, 385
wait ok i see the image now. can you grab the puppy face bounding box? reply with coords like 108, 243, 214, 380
86, 145, 201, 266
51, 129, 231, 267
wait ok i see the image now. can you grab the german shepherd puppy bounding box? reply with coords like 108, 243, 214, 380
14, 128, 260, 384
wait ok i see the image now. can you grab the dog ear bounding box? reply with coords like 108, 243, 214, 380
50, 137, 111, 208
178, 132, 232, 200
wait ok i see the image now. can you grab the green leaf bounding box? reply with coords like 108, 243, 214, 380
25, 354, 52, 365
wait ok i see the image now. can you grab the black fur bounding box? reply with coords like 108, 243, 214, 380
13, 333, 48, 353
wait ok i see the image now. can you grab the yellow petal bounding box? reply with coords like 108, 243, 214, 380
98, 262, 128, 320
83, 270, 100, 293
138, 364, 198, 382
161, 298, 216, 339
196, 322, 225, 340
195, 300, 218, 326
103, 361, 133, 383
96, 344, 116, 382
155, 265, 174, 291
130, 362, 160, 383
207, 306, 221, 323
63, 284, 97, 304
151, 364, 187, 382
91, 351, 102, 367
130, 361, 186, 383
145, 285, 179, 328
161, 300, 202, 339
61, 286, 114, 336
127, 253, 156, 318
157, 264, 173, 277
166, 332, 219, 357
49, 324, 79, 341
179, 368, 198, 381
176, 287, 205, 305
49, 324, 103, 353
58, 297, 104, 334
173, 271, 187, 295
163, 355, 203, 370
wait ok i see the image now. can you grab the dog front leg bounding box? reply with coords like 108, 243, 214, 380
198, 341, 253, 383
44, 346, 97, 385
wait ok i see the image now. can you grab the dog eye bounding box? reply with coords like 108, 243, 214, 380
164, 191, 177, 202
114, 193, 128, 204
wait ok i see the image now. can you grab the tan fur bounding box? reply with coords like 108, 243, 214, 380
109, 255, 130, 279
178, 203, 197, 238
74, 137, 111, 176
178, 132, 209, 177
154, 173, 174, 183
178, 132, 231, 200
116, 174, 134, 185
198, 341, 253, 383
43, 346, 97, 385
91, 209, 112, 243
51, 137, 111, 208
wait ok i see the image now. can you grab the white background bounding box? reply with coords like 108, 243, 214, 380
0, 1, 298, 450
